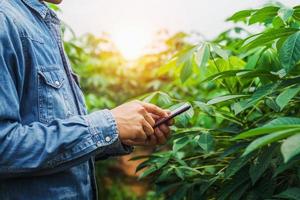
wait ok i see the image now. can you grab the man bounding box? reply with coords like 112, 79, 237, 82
0, 0, 172, 199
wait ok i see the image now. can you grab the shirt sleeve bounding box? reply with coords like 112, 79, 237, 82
0, 12, 132, 178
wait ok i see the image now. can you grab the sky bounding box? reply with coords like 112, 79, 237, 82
58, 0, 299, 59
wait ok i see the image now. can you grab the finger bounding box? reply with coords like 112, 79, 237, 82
167, 119, 175, 126
142, 119, 154, 136
148, 135, 158, 146
150, 113, 161, 121
135, 126, 148, 140
159, 124, 171, 138
154, 128, 167, 144
141, 102, 168, 117
165, 110, 171, 115
143, 112, 155, 127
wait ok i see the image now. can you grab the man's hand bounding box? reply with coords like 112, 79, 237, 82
111, 100, 170, 146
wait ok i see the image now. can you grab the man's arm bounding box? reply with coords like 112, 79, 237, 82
0, 12, 132, 178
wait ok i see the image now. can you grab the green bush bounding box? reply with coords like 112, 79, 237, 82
135, 3, 300, 200
61, 2, 300, 199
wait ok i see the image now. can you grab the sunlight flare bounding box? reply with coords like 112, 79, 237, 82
111, 27, 152, 60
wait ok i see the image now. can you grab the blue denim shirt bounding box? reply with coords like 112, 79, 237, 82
0, 0, 132, 199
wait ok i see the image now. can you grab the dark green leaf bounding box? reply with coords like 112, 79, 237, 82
198, 133, 214, 152
249, 145, 277, 184
174, 167, 185, 180
274, 188, 300, 200
279, 31, 300, 73
243, 128, 300, 156
266, 117, 300, 126
200, 70, 249, 83
219, 169, 250, 200
225, 154, 252, 178
276, 85, 300, 110
232, 83, 279, 115
234, 125, 300, 140
207, 95, 248, 105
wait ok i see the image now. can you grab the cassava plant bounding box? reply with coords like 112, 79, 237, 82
136, 3, 300, 200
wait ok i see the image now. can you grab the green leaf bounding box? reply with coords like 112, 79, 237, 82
207, 95, 247, 105
180, 59, 193, 83
156, 168, 173, 183
198, 133, 214, 152
243, 128, 300, 156
195, 43, 210, 68
273, 155, 300, 177
220, 143, 248, 159
236, 70, 279, 80
220, 169, 250, 200
230, 183, 250, 200
274, 188, 300, 200
266, 117, 300, 126
170, 103, 194, 126
234, 125, 300, 140
211, 44, 229, 59
293, 6, 300, 21
281, 133, 300, 163
227, 9, 254, 22
232, 83, 278, 115
139, 165, 157, 179
200, 70, 249, 83
176, 46, 196, 65
174, 167, 185, 180
245, 50, 263, 69
234, 117, 300, 140
276, 85, 300, 110
278, 7, 294, 22
242, 28, 298, 51
249, 145, 277, 184
156, 92, 173, 106
225, 154, 252, 178
249, 6, 279, 25
272, 16, 285, 28
193, 101, 214, 115
279, 31, 300, 73
173, 136, 190, 152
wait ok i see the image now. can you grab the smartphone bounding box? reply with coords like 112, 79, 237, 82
153, 103, 191, 128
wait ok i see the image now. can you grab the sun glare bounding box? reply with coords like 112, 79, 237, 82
111, 27, 152, 61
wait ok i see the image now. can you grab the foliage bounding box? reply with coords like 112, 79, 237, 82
133, 3, 300, 200
60, 2, 300, 200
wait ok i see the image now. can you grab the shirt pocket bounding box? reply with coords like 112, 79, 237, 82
37, 67, 75, 124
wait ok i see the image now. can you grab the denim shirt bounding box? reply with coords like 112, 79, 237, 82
0, 0, 132, 199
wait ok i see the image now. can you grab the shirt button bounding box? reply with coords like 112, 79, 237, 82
105, 136, 111, 142
96, 141, 102, 147
55, 81, 60, 86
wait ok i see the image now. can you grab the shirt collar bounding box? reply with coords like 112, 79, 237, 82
21, 0, 49, 19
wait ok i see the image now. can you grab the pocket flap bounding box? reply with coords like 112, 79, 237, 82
38, 70, 65, 89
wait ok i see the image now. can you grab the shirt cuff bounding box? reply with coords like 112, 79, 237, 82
84, 109, 133, 158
